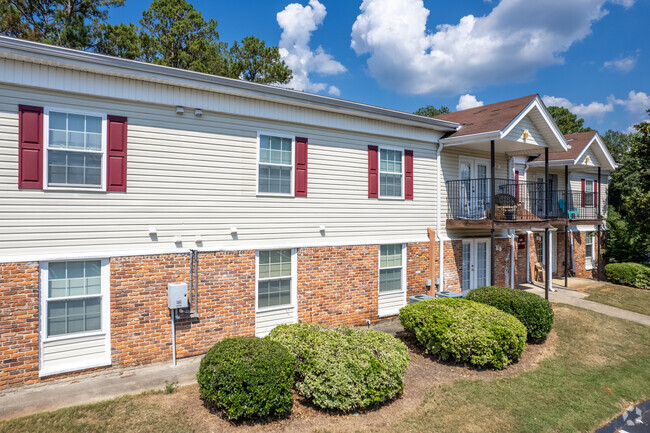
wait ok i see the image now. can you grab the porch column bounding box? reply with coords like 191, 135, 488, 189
597, 166, 602, 281
490, 139, 495, 286
565, 164, 569, 288
545, 148, 550, 300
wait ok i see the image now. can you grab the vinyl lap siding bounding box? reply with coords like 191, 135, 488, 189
0, 84, 441, 259
40, 333, 109, 376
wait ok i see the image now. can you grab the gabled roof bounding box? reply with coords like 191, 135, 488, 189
433, 94, 568, 153
434, 94, 537, 138
529, 131, 617, 171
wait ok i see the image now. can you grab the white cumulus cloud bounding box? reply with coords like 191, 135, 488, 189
542, 95, 614, 117
611, 90, 650, 114
456, 94, 484, 111
277, 0, 346, 95
350, 0, 634, 95
603, 55, 637, 73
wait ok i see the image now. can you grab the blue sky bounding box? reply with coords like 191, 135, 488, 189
109, 0, 649, 134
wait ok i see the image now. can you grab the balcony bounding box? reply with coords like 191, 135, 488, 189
446, 178, 603, 229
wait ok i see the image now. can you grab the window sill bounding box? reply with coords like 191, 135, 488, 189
44, 330, 106, 343
45, 186, 106, 193
379, 288, 405, 295
378, 196, 405, 201
39, 360, 111, 378
256, 193, 295, 198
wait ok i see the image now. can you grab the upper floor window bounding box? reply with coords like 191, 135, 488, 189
46, 110, 106, 189
585, 180, 594, 207
258, 134, 293, 195
379, 148, 403, 198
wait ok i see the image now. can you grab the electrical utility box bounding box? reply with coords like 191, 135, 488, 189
167, 283, 189, 309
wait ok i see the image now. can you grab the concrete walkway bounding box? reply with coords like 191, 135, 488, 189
0, 355, 201, 421
520, 281, 650, 326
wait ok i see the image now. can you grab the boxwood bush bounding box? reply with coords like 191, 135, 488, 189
466, 286, 554, 342
399, 298, 527, 369
605, 263, 650, 289
197, 336, 295, 421
267, 323, 409, 412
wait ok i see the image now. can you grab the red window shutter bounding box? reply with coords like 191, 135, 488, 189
107, 115, 127, 192
18, 105, 43, 189
368, 145, 378, 198
581, 179, 585, 207
295, 136, 308, 197
514, 170, 520, 200
405, 149, 414, 200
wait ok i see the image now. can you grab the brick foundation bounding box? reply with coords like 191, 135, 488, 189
0, 241, 433, 391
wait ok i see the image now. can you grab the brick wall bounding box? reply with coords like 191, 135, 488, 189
573, 231, 605, 279
406, 241, 433, 298
0, 262, 39, 391
0, 242, 435, 391
443, 240, 463, 292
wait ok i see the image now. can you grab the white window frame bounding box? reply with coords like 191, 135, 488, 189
43, 107, 108, 192
378, 243, 407, 294
585, 231, 595, 269
39, 259, 111, 376
255, 249, 297, 313
585, 180, 595, 207
256, 131, 295, 197
378, 146, 404, 200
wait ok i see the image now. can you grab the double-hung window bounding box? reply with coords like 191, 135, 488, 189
379, 148, 403, 198
258, 134, 293, 195
46, 110, 106, 189
257, 250, 293, 308
379, 244, 404, 292
585, 180, 594, 207
40, 259, 110, 376
45, 260, 104, 337
585, 232, 595, 269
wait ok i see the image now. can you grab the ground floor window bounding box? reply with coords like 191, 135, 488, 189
379, 244, 404, 292
40, 259, 110, 376
586, 232, 595, 269
257, 249, 293, 308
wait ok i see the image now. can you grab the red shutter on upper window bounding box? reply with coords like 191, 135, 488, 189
18, 105, 43, 189
295, 136, 308, 197
368, 145, 378, 198
107, 115, 127, 192
404, 149, 414, 200
581, 178, 586, 207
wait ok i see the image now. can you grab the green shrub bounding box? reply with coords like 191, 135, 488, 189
605, 263, 650, 289
267, 323, 409, 412
197, 336, 295, 421
399, 298, 527, 369
466, 286, 554, 342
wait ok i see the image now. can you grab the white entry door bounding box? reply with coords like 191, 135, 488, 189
459, 158, 490, 219
462, 239, 491, 294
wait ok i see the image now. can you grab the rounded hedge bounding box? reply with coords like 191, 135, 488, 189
605, 263, 650, 289
267, 323, 409, 412
197, 336, 295, 421
466, 286, 554, 341
399, 298, 527, 369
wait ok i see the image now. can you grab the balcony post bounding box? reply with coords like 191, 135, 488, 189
545, 148, 549, 219
565, 164, 569, 288
545, 148, 549, 300
597, 166, 602, 281
490, 140, 495, 287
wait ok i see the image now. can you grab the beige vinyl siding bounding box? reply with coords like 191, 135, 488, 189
378, 290, 405, 317
504, 115, 545, 146
255, 307, 295, 337
577, 147, 598, 166
439, 146, 509, 236
0, 83, 442, 259
40, 333, 109, 376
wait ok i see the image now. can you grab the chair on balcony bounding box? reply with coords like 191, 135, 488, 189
558, 199, 579, 219
494, 193, 517, 220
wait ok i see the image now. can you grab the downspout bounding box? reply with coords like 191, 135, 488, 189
436, 142, 444, 292
510, 232, 516, 288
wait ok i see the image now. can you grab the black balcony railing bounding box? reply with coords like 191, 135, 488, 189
446, 178, 602, 221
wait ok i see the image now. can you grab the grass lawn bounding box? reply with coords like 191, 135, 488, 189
1, 305, 649, 433
581, 283, 650, 316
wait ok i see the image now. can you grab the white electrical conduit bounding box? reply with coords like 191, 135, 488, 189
510, 231, 516, 288
171, 310, 176, 366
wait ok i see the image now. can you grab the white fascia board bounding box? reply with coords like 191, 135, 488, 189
574, 134, 617, 171
528, 158, 577, 167
439, 130, 501, 146
0, 36, 459, 133
501, 96, 569, 152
